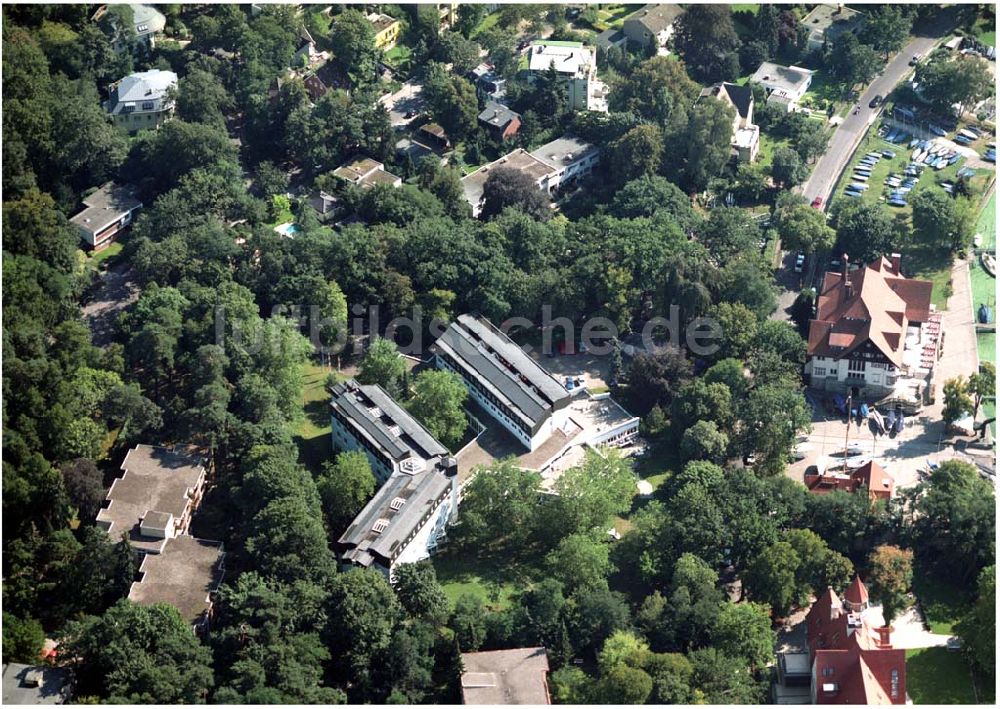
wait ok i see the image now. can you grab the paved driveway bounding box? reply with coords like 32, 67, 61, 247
81, 262, 140, 347
379, 79, 426, 127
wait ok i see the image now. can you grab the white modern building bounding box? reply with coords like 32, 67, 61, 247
431, 315, 573, 451
105, 68, 178, 133
750, 62, 814, 112
69, 182, 143, 250
460, 135, 600, 217
330, 379, 460, 578
526, 40, 609, 112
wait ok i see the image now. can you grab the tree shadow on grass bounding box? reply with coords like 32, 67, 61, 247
295, 432, 331, 476
304, 398, 330, 430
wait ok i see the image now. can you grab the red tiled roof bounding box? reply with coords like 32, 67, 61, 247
807, 586, 906, 704
844, 574, 869, 606
804, 461, 894, 501
807, 256, 933, 365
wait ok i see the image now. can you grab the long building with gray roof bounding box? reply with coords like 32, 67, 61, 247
330, 379, 459, 576
431, 314, 571, 450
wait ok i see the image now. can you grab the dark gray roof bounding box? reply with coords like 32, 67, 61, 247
2, 664, 72, 705
331, 380, 449, 466
128, 535, 225, 628
722, 82, 753, 120
478, 102, 521, 129
338, 467, 453, 567
431, 315, 569, 430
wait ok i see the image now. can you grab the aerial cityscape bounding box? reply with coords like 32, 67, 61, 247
1, 2, 996, 706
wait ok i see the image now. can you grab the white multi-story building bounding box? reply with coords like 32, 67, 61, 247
460, 135, 600, 217
330, 380, 459, 577
431, 315, 573, 451
526, 40, 609, 112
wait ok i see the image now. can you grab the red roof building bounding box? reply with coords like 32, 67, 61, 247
843, 574, 870, 612
805, 254, 933, 398
805, 588, 906, 704
805, 460, 895, 500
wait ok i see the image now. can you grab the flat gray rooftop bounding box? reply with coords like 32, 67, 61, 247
461, 149, 553, 210
2, 664, 72, 705
69, 182, 142, 232
96, 444, 205, 553
530, 135, 598, 169
128, 535, 225, 627
461, 647, 550, 705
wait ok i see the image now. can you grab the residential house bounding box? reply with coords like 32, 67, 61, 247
805, 459, 896, 500
472, 66, 507, 102
806, 254, 935, 398
622, 4, 684, 51
105, 68, 178, 133
478, 102, 522, 141
69, 182, 143, 250
292, 26, 319, 67
2, 664, 72, 705
595, 28, 628, 53
802, 4, 866, 53
418, 122, 452, 151
330, 379, 459, 576
332, 157, 403, 189
750, 62, 814, 112
96, 445, 225, 633
700, 82, 759, 162
306, 190, 339, 222
460, 135, 600, 216
460, 647, 551, 705
431, 315, 573, 451
368, 12, 401, 50
93, 4, 166, 51
526, 41, 609, 112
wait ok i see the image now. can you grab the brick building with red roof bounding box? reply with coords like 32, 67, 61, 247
805, 254, 933, 399
805, 584, 906, 704
805, 460, 895, 501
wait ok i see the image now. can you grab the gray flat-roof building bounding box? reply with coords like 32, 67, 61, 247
96, 444, 207, 554
97, 444, 224, 633
431, 315, 571, 451
331, 379, 458, 576
460, 135, 599, 217
128, 534, 225, 632
460, 647, 551, 705
2, 664, 72, 705
69, 182, 143, 250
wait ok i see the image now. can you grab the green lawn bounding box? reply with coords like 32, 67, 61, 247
593, 4, 634, 31
469, 10, 501, 38
974, 13, 996, 48
978, 333, 996, 364
757, 130, 792, 169
906, 647, 978, 704
975, 191, 996, 250
383, 44, 413, 73
432, 548, 525, 610
294, 362, 336, 475
86, 241, 123, 269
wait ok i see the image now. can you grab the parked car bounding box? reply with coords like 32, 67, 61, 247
811, 196, 823, 209
869, 95, 883, 108
794, 252, 805, 273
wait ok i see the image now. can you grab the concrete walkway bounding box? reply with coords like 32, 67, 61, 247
865, 605, 952, 650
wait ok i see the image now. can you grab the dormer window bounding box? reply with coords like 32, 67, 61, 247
390, 497, 406, 511
372, 518, 389, 534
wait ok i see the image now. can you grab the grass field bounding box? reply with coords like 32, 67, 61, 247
86, 242, 123, 269
974, 14, 996, 48
432, 548, 524, 609
978, 333, 996, 364
470, 10, 501, 38
906, 647, 979, 704
975, 191, 996, 249
757, 130, 793, 169
294, 362, 336, 474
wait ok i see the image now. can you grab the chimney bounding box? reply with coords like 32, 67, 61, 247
890, 252, 901, 274
876, 626, 892, 647
841, 253, 850, 282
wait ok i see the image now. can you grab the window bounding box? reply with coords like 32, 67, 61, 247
822, 667, 834, 677
848, 358, 866, 374
813, 367, 826, 377
141, 101, 155, 111
372, 518, 390, 534
389, 497, 406, 511
890, 669, 899, 698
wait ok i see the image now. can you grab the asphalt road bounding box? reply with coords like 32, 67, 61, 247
800, 12, 960, 205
